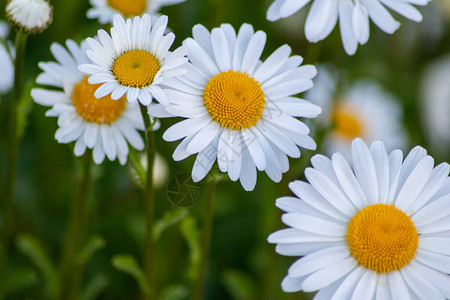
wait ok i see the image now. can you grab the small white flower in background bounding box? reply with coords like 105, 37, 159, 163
150, 23, 321, 191
87, 0, 186, 24
269, 138, 450, 299
130, 152, 169, 189
6, 0, 52, 34
266, 0, 431, 55
0, 21, 14, 96
79, 14, 187, 107
0, 21, 10, 38
307, 65, 406, 157
0, 42, 14, 95
31, 40, 147, 165
421, 55, 450, 156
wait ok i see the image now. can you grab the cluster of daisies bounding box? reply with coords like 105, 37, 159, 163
32, 11, 322, 191
4, 0, 449, 298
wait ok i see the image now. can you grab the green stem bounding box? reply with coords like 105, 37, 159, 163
193, 178, 217, 300
0, 30, 28, 278
57, 151, 92, 300
139, 104, 156, 300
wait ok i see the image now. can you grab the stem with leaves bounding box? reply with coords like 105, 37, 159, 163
0, 30, 27, 278
193, 177, 217, 300
139, 103, 156, 300
57, 151, 92, 300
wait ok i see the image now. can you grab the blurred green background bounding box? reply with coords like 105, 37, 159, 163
0, 0, 450, 299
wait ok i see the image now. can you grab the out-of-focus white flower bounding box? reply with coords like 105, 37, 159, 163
150, 23, 321, 191
307, 66, 406, 158
0, 42, 14, 95
0, 21, 14, 96
6, 0, 52, 33
269, 138, 450, 299
421, 55, 450, 155
267, 0, 431, 55
0, 21, 10, 39
132, 152, 169, 189
87, 0, 186, 25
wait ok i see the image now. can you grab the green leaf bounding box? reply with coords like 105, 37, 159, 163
154, 208, 188, 241
128, 148, 146, 188
16, 80, 34, 139
111, 254, 150, 295
15, 233, 58, 297
77, 235, 106, 265
0, 268, 39, 298
179, 217, 201, 280
222, 269, 256, 300
79, 273, 109, 300
157, 284, 189, 300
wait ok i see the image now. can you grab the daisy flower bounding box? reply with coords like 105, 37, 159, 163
87, 0, 186, 25
6, 0, 52, 33
149, 23, 321, 191
307, 66, 405, 157
268, 138, 450, 299
421, 54, 450, 156
78, 14, 187, 106
31, 40, 147, 165
266, 0, 431, 55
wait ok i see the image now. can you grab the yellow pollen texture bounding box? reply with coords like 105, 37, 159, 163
346, 204, 418, 273
72, 76, 126, 123
112, 50, 160, 88
332, 104, 365, 139
203, 70, 265, 130
107, 0, 147, 17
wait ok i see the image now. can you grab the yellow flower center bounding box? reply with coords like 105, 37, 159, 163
346, 204, 418, 273
112, 50, 160, 88
107, 0, 147, 17
203, 70, 265, 130
72, 76, 126, 123
331, 104, 365, 139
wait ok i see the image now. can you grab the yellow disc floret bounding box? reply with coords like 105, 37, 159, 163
112, 50, 160, 88
72, 76, 126, 123
346, 204, 418, 273
203, 70, 265, 130
332, 104, 365, 139
107, 0, 147, 17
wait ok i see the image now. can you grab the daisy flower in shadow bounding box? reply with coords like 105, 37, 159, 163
269, 138, 450, 299
87, 0, 186, 24
307, 65, 406, 158
150, 23, 321, 191
267, 0, 431, 55
32, 40, 150, 164
79, 14, 187, 106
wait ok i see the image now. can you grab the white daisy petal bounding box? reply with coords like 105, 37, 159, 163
288, 246, 349, 278
395, 156, 434, 212
410, 261, 450, 299
389, 271, 411, 300
301, 256, 357, 292
339, 0, 358, 55
352, 138, 379, 204
401, 264, 444, 300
